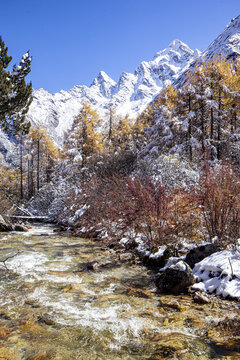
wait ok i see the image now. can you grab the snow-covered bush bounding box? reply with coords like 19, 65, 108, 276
137, 153, 199, 188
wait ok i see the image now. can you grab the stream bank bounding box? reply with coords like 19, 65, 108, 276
0, 224, 239, 359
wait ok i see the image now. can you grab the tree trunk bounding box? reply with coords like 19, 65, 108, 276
200, 99, 205, 154
217, 89, 222, 160
20, 135, 23, 199
210, 83, 215, 160
188, 95, 192, 161
37, 139, 40, 190
108, 106, 113, 141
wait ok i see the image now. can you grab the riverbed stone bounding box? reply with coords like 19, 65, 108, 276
13, 224, 28, 232
127, 287, 154, 299
192, 290, 210, 304
86, 260, 102, 271
160, 297, 181, 311
156, 261, 195, 295
0, 215, 14, 232
207, 318, 240, 351
142, 247, 170, 268
185, 243, 220, 269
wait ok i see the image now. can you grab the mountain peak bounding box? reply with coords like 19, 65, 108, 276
91, 71, 116, 87
168, 39, 190, 50
153, 39, 198, 61
90, 71, 116, 98
227, 15, 240, 29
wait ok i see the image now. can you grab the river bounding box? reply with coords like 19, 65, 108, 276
0, 224, 239, 359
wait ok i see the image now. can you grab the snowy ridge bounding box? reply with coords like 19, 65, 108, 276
202, 15, 240, 60
24, 14, 240, 146
175, 15, 240, 88
26, 40, 200, 145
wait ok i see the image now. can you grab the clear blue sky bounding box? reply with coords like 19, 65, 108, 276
1, 0, 239, 93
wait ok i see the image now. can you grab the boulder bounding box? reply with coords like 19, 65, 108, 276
143, 247, 170, 268
125, 238, 138, 250
156, 260, 195, 295
185, 243, 220, 269
13, 224, 28, 232
0, 215, 14, 232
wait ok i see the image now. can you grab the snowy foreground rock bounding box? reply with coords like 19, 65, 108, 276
122, 234, 240, 299
156, 260, 195, 294
192, 249, 240, 299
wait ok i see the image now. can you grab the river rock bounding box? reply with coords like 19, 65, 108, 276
0, 215, 14, 232
192, 290, 210, 304
86, 261, 102, 271
156, 260, 195, 295
143, 247, 170, 268
185, 243, 220, 269
124, 238, 138, 250
119, 252, 134, 262
13, 224, 28, 232
207, 318, 240, 350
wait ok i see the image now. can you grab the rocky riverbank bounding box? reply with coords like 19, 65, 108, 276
0, 224, 239, 359
0, 215, 28, 232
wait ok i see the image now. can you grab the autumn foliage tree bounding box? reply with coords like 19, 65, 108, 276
141, 57, 240, 163
25, 127, 60, 198
64, 102, 104, 168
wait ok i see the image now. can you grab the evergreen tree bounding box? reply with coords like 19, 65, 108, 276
0, 36, 32, 135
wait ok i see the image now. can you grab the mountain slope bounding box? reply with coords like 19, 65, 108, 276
24, 14, 240, 146
202, 15, 240, 60
176, 15, 240, 88
26, 40, 200, 145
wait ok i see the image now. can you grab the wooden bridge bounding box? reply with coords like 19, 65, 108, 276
6, 206, 49, 223
9, 215, 48, 223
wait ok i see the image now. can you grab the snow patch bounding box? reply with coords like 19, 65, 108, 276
192, 249, 240, 298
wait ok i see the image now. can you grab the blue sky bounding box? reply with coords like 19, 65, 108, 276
1, 0, 239, 93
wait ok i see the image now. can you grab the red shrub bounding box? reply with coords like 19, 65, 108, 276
196, 162, 240, 245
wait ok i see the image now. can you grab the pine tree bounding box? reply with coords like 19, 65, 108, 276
0, 37, 32, 136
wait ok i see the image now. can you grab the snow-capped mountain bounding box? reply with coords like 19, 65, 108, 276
25, 15, 240, 146
202, 15, 240, 60
176, 15, 240, 87
27, 40, 200, 145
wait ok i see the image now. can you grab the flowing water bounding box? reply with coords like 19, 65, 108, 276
0, 224, 239, 359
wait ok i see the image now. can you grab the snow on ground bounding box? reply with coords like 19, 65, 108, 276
192, 247, 240, 299
121, 232, 240, 299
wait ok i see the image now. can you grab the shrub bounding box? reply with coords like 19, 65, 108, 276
62, 161, 239, 249
196, 162, 240, 246
85, 174, 200, 247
